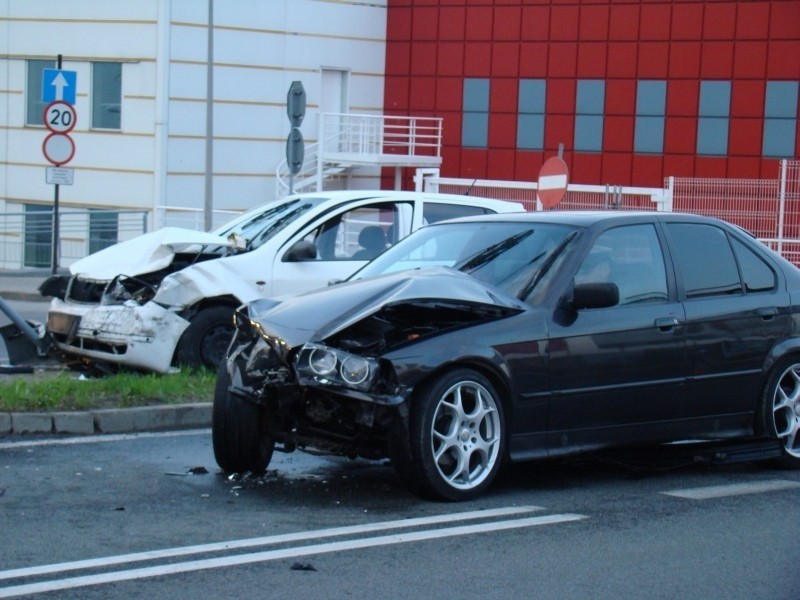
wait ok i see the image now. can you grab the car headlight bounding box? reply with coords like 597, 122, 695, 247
341, 355, 370, 385
296, 343, 377, 392
309, 347, 337, 375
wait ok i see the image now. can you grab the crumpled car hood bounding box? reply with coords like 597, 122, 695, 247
247, 266, 527, 349
68, 227, 234, 280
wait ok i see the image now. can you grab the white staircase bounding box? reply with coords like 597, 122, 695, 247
276, 113, 443, 198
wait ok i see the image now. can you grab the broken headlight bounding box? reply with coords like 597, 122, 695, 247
296, 342, 378, 392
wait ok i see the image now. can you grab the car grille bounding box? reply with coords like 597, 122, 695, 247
66, 276, 107, 304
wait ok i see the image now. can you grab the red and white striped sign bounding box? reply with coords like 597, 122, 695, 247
537, 157, 569, 209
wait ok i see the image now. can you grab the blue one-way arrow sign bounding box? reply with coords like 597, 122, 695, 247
42, 69, 77, 105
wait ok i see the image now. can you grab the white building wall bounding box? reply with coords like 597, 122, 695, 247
0, 0, 387, 267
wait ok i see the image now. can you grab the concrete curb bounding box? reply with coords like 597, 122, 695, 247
0, 403, 211, 435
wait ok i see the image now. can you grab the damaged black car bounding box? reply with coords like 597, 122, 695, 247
213, 211, 800, 500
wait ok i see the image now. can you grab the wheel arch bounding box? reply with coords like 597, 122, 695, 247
409, 355, 515, 425
180, 294, 241, 322
757, 347, 800, 437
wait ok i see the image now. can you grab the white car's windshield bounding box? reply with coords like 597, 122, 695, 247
215, 197, 329, 251
352, 221, 578, 299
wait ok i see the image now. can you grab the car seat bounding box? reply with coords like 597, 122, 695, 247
352, 225, 386, 260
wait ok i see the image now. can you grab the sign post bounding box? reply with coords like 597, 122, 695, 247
42, 55, 78, 274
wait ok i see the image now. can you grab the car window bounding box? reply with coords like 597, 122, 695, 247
667, 223, 742, 298
731, 237, 777, 293
422, 202, 489, 224
576, 224, 669, 305
304, 202, 409, 261
215, 197, 326, 251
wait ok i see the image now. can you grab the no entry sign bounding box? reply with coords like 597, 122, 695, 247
537, 157, 569, 209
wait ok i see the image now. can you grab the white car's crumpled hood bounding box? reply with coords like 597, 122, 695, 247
68, 227, 234, 280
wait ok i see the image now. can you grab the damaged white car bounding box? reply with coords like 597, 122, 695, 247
41, 191, 524, 373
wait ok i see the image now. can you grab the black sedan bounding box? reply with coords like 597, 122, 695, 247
212, 211, 800, 500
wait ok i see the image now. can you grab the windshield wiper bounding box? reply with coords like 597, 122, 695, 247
517, 230, 577, 300
455, 230, 535, 272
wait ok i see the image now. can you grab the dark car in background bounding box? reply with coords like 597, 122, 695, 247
212, 211, 800, 500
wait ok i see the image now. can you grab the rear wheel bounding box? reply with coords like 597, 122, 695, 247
762, 357, 800, 468
176, 305, 235, 370
397, 368, 505, 501
212, 361, 274, 475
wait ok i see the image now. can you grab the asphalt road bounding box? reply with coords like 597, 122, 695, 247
1, 431, 799, 599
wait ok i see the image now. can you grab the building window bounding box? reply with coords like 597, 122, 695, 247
24, 205, 53, 268
763, 81, 799, 158
697, 81, 731, 156
92, 62, 122, 130
574, 80, 605, 152
634, 81, 666, 154
89, 210, 119, 254
462, 78, 489, 148
517, 80, 546, 151
26, 59, 55, 126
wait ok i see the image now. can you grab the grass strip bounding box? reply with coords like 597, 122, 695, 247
0, 369, 216, 413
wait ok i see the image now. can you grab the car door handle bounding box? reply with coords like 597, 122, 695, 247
654, 317, 680, 331
758, 307, 779, 320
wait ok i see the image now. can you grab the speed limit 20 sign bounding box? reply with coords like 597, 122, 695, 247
42, 100, 76, 166
43, 100, 76, 134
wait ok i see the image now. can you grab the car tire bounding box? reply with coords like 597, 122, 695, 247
398, 368, 505, 501
212, 361, 274, 475
761, 357, 800, 469
177, 305, 235, 370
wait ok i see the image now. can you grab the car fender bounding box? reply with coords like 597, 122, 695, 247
763, 336, 800, 375
153, 255, 269, 308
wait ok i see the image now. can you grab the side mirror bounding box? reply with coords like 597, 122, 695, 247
282, 240, 317, 262
570, 282, 619, 310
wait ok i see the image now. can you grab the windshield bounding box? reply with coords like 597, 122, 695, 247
214, 197, 328, 251
352, 221, 578, 299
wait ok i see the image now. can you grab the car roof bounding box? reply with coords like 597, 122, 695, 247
434, 210, 729, 228
284, 190, 525, 212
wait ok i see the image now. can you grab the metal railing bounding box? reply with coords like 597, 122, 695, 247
0, 209, 149, 270
276, 113, 443, 199
416, 159, 800, 266
665, 159, 800, 264
415, 169, 667, 212
0, 206, 249, 270
322, 113, 442, 158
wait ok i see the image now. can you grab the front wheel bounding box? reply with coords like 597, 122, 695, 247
762, 357, 800, 468
176, 305, 235, 370
212, 361, 274, 475
398, 368, 505, 501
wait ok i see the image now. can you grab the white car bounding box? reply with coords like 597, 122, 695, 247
43, 191, 525, 373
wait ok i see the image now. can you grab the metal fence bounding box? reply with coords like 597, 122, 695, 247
418, 159, 800, 266
415, 169, 669, 212
666, 160, 800, 265
0, 206, 248, 271
0, 209, 149, 270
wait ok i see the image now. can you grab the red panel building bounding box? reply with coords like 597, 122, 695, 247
384, 0, 800, 188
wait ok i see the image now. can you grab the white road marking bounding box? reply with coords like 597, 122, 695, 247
0, 505, 544, 581
0, 429, 209, 450
0, 512, 587, 598
661, 479, 800, 500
